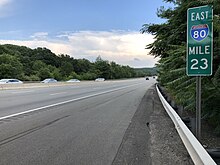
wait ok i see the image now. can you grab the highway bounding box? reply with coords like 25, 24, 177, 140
0, 78, 156, 165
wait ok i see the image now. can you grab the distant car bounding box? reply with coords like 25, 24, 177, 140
146, 77, 149, 80
41, 78, 57, 83
0, 79, 23, 84
95, 78, 105, 82
66, 79, 80, 83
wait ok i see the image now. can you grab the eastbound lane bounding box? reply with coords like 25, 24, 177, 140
0, 78, 156, 165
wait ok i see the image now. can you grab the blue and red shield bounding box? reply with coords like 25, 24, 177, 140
191, 24, 209, 41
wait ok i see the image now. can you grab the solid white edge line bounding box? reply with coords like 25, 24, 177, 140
0, 83, 143, 121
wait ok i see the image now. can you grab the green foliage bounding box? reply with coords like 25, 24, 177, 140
142, 0, 220, 134
32, 47, 60, 67
74, 59, 93, 74
0, 54, 23, 79
32, 60, 47, 72
0, 44, 147, 82
134, 67, 157, 76
38, 68, 51, 80
21, 74, 41, 81
95, 57, 111, 79
81, 72, 97, 80
68, 72, 81, 80
60, 61, 73, 77
51, 67, 62, 81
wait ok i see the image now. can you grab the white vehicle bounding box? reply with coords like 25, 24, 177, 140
66, 79, 80, 83
95, 78, 105, 82
0, 79, 23, 84
41, 78, 57, 83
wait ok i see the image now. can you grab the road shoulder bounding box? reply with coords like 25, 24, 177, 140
112, 84, 193, 165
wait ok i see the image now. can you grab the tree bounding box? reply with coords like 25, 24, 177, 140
74, 59, 93, 74
94, 57, 111, 79
0, 54, 23, 79
60, 61, 73, 77
32, 47, 60, 67
0, 44, 145, 82
32, 61, 54, 80
141, 0, 220, 134
38, 68, 51, 80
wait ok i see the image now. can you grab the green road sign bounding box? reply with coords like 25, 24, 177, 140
187, 5, 213, 76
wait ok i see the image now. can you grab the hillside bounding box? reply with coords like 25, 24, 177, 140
134, 67, 157, 76
0, 44, 145, 81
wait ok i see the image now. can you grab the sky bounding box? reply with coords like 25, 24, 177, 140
0, 0, 173, 68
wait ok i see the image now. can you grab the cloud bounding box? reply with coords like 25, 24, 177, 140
65, 30, 157, 67
0, 0, 12, 6
0, 0, 13, 18
0, 30, 158, 68
0, 40, 73, 55
30, 32, 49, 40
134, 58, 140, 61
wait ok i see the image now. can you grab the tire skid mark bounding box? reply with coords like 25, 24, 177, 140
0, 115, 70, 146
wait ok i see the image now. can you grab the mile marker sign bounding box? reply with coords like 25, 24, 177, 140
187, 5, 213, 76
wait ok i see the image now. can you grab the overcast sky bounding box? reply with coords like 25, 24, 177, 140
0, 0, 172, 68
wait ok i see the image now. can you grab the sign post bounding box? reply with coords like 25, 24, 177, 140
187, 5, 213, 140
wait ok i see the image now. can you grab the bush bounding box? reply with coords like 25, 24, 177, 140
68, 72, 81, 80
81, 72, 97, 80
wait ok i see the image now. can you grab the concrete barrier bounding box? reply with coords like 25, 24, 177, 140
0, 82, 80, 90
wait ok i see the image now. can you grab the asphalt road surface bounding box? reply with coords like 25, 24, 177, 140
0, 78, 156, 165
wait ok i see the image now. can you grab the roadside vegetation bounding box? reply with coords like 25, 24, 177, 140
141, 0, 220, 135
0, 44, 154, 81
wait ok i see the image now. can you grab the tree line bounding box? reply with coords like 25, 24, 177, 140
0, 44, 152, 81
141, 0, 220, 135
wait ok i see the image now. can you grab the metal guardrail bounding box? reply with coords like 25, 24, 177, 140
156, 85, 217, 165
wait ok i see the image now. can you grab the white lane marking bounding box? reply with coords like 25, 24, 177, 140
0, 82, 143, 121
70, 86, 80, 89
50, 92, 67, 96
11, 90, 35, 94
92, 87, 102, 90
